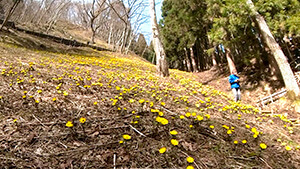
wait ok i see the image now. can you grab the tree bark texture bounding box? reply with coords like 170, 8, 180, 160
184, 48, 192, 72
150, 0, 169, 77
225, 47, 237, 74
0, 0, 21, 30
190, 47, 198, 72
247, 0, 300, 96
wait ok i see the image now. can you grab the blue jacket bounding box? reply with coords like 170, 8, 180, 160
229, 74, 240, 89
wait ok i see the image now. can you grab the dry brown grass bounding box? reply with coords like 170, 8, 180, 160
0, 31, 299, 168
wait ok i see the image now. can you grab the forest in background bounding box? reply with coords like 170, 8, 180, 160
160, 0, 299, 77
0, 0, 153, 59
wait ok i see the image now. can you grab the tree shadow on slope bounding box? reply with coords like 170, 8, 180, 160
0, 29, 101, 56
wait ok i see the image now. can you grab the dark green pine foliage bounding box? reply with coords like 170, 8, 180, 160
160, 0, 208, 71
160, 0, 300, 75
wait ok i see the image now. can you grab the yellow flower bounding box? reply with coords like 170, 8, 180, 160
197, 115, 203, 121
186, 166, 194, 169
63, 91, 68, 96
79, 117, 86, 124
129, 99, 135, 103
66, 121, 73, 127
123, 134, 131, 140
245, 124, 250, 128
171, 139, 179, 146
222, 125, 229, 130
234, 140, 238, 144
156, 116, 162, 123
161, 102, 166, 106
37, 90, 42, 94
186, 156, 194, 163
159, 147, 167, 154
116, 86, 121, 90
52, 97, 57, 102
185, 112, 191, 117
180, 115, 185, 119
161, 118, 169, 125
159, 111, 164, 116
170, 130, 178, 135
94, 101, 98, 105
227, 130, 232, 134
150, 102, 154, 107
242, 140, 247, 144
209, 125, 214, 129
205, 114, 210, 119
285, 146, 292, 151
251, 127, 257, 133
35, 100, 40, 103
119, 140, 123, 144
260, 143, 267, 150
139, 99, 145, 104
189, 125, 193, 128
192, 113, 196, 116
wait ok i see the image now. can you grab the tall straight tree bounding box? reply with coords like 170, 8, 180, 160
150, 0, 169, 77
246, 0, 300, 96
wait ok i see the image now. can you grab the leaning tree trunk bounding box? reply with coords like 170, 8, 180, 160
0, 0, 20, 30
150, 0, 169, 77
247, 0, 300, 96
225, 47, 237, 74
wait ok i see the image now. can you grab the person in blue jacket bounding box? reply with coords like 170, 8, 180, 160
229, 70, 241, 102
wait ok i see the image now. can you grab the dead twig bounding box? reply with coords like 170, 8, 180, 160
259, 157, 273, 169
128, 123, 146, 137
32, 114, 46, 128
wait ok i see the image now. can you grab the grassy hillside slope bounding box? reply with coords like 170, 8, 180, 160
0, 34, 299, 168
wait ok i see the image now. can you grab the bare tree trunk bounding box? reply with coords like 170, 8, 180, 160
108, 23, 113, 46
29, 0, 45, 23
212, 48, 218, 68
141, 45, 147, 57
46, 1, 71, 33
125, 32, 135, 55
37, 0, 55, 25
247, 0, 300, 96
225, 48, 237, 74
184, 48, 192, 72
190, 47, 198, 72
120, 25, 128, 53
152, 52, 156, 64
19, 0, 31, 22
0, 0, 21, 30
150, 0, 169, 77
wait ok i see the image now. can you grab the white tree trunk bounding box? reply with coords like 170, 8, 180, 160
247, 0, 300, 96
184, 48, 192, 72
37, 0, 55, 25
150, 0, 169, 77
190, 47, 198, 72
225, 48, 237, 74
